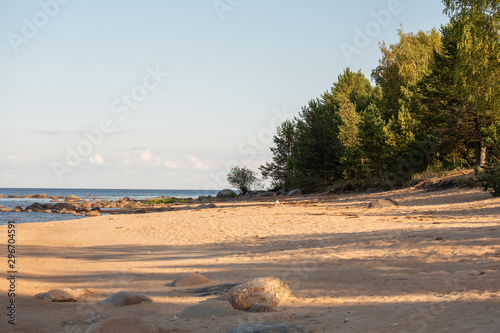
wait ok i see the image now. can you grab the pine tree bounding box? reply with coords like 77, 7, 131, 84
443, 0, 500, 165
359, 104, 387, 178
259, 120, 296, 190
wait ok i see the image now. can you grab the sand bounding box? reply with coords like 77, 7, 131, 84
1, 187, 499, 332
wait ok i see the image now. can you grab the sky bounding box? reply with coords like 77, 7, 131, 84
0, 0, 450, 190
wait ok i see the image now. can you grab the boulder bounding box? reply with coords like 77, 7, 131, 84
216, 189, 237, 199
187, 283, 241, 297
60, 208, 76, 214
224, 322, 304, 333
0, 194, 5, 198
84, 316, 159, 333
286, 189, 302, 196
86, 210, 101, 217
101, 291, 153, 306
34, 288, 96, 302
32, 193, 49, 199
81, 202, 93, 209
168, 273, 211, 287
43, 203, 54, 210
12, 206, 23, 212
53, 202, 77, 211
36, 289, 76, 302
366, 187, 381, 194
50, 196, 59, 202
228, 277, 292, 311
177, 299, 240, 318
249, 303, 276, 313
256, 192, 277, 198
0, 207, 10, 212
65, 195, 79, 201
26, 203, 45, 211
368, 198, 399, 208
195, 203, 217, 209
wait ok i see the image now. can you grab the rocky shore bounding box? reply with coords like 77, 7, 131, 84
0, 189, 303, 217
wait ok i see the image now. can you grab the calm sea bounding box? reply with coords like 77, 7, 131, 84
0, 188, 220, 226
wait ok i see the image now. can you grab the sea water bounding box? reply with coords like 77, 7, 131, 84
0, 188, 220, 225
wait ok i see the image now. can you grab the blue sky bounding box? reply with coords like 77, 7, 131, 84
0, 0, 449, 190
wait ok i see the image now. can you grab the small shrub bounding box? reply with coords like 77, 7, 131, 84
476, 163, 500, 197
227, 166, 258, 194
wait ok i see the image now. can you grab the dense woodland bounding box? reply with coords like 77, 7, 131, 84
259, 0, 500, 193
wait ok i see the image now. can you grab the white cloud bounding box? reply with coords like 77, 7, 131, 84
137, 149, 153, 163
89, 153, 104, 165
164, 160, 184, 169
3, 173, 16, 179
189, 155, 212, 170
7, 155, 24, 164
119, 149, 164, 167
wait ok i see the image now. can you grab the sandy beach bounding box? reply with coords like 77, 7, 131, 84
1, 187, 499, 332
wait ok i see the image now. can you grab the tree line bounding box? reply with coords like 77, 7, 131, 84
259, 0, 500, 193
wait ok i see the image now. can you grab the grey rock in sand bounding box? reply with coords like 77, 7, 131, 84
287, 189, 302, 196
228, 277, 292, 311
84, 316, 159, 333
195, 203, 217, 209
216, 189, 237, 198
249, 303, 276, 313
177, 299, 240, 318
102, 291, 153, 306
368, 198, 399, 208
224, 322, 305, 333
168, 273, 211, 287
36, 289, 76, 302
35, 288, 96, 302
188, 282, 241, 297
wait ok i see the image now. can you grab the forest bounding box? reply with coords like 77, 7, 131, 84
259, 0, 500, 194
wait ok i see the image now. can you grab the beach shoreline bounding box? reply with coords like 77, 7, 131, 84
1, 187, 499, 332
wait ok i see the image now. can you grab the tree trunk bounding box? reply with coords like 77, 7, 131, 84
475, 141, 487, 166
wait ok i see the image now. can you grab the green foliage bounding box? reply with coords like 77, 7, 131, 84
338, 97, 362, 178
227, 166, 258, 194
259, 3, 499, 193
443, 0, 500, 165
323, 68, 375, 112
259, 120, 296, 190
476, 162, 500, 196
372, 28, 442, 120
291, 99, 342, 191
359, 104, 386, 177
144, 198, 188, 205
